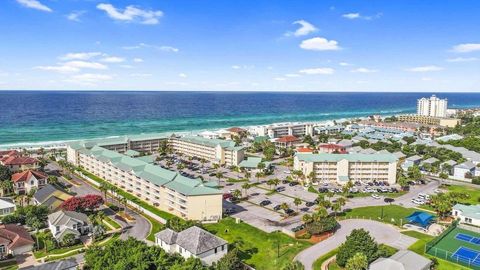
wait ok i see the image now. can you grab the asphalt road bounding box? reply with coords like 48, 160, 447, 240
294, 219, 417, 270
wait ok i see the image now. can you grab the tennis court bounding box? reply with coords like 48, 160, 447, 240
426, 226, 480, 269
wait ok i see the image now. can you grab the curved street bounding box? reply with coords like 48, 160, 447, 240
294, 219, 417, 270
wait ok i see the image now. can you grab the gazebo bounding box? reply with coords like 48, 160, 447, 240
406, 211, 435, 228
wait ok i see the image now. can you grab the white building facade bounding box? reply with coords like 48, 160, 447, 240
417, 95, 448, 118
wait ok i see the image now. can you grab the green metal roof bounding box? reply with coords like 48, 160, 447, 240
176, 136, 242, 150
453, 204, 480, 219
296, 153, 398, 163
135, 155, 155, 164
125, 150, 141, 157
80, 146, 221, 196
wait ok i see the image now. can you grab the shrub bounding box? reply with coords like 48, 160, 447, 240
336, 229, 378, 267
306, 216, 338, 235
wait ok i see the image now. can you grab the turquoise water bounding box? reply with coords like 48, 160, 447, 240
0, 91, 479, 147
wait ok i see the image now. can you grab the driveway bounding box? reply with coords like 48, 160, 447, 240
294, 219, 417, 270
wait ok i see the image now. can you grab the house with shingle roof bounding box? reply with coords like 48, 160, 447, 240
0, 224, 34, 257
11, 170, 48, 195
48, 210, 92, 241
33, 184, 72, 212
155, 226, 228, 265
0, 198, 16, 216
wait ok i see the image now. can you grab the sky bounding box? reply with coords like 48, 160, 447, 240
0, 0, 479, 92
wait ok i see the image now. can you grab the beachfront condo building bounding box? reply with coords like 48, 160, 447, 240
169, 136, 245, 166
294, 153, 397, 185
398, 114, 460, 128
417, 95, 448, 118
254, 122, 314, 138
67, 142, 223, 221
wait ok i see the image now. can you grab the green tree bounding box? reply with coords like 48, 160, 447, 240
241, 183, 251, 197
346, 252, 368, 270
293, 197, 302, 212
0, 165, 12, 182
61, 233, 77, 247
214, 248, 244, 270
283, 261, 305, 270
336, 229, 378, 267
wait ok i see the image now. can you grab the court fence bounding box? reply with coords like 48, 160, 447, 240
425, 220, 480, 269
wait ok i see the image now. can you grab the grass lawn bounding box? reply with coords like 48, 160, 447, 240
402, 230, 471, 270
445, 184, 480, 205
340, 205, 416, 227
313, 248, 338, 270
204, 218, 311, 270
0, 260, 18, 270
144, 214, 165, 242
34, 242, 84, 259
77, 168, 176, 221
103, 216, 121, 229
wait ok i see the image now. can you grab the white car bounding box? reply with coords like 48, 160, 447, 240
371, 194, 381, 199
411, 198, 425, 205
284, 170, 291, 174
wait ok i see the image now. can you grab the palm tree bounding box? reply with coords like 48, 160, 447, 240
267, 179, 275, 190
232, 189, 242, 200
272, 178, 280, 189
215, 171, 224, 184
241, 183, 250, 197
280, 202, 289, 213
302, 213, 313, 224
257, 162, 266, 173
244, 171, 251, 181
99, 182, 109, 202
31, 219, 43, 250
293, 197, 302, 212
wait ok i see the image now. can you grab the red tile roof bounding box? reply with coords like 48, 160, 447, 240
0, 150, 19, 157
276, 135, 299, 143
318, 143, 345, 149
0, 224, 34, 251
0, 155, 38, 166
297, 147, 313, 153
11, 170, 48, 183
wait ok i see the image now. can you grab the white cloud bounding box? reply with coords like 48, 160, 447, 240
300, 37, 340, 51
299, 67, 335, 75
274, 77, 286, 81
16, 0, 52, 12
342, 12, 381, 20
285, 20, 317, 37
60, 52, 102, 61
339, 62, 352, 66
231, 65, 241, 69
451, 43, 480, 53
285, 73, 300, 77
36, 61, 107, 74
133, 58, 144, 63
406, 65, 444, 72
231, 65, 254, 70
100, 56, 125, 63
446, 57, 478, 62
122, 43, 179, 52
97, 3, 163, 25
178, 73, 187, 78
351, 68, 378, 73
67, 11, 86, 22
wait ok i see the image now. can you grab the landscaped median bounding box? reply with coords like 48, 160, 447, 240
203, 217, 311, 270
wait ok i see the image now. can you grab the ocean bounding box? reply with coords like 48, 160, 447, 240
1, 91, 480, 148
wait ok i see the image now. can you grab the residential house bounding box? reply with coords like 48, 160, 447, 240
0, 224, 35, 258
452, 204, 480, 226
0, 152, 39, 173
155, 226, 228, 265
275, 135, 300, 148
238, 157, 272, 173
393, 151, 407, 162
0, 198, 16, 216
401, 155, 423, 170
21, 258, 78, 270
33, 184, 72, 212
317, 144, 347, 154
11, 170, 48, 195
336, 139, 354, 149
441, 160, 457, 175
369, 250, 431, 270
48, 210, 92, 241
453, 161, 477, 181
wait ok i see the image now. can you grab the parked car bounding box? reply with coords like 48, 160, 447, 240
371, 194, 381, 199
276, 186, 286, 192
384, 198, 395, 203
285, 209, 295, 215
411, 198, 425, 205
224, 208, 235, 214
273, 205, 281, 211
223, 193, 233, 200
260, 200, 271, 206
306, 201, 315, 207
289, 182, 299, 187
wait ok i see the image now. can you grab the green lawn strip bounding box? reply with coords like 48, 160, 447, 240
33, 242, 84, 259
312, 248, 339, 270
103, 216, 121, 229
144, 214, 165, 242
340, 205, 416, 227
0, 260, 18, 270
77, 168, 176, 221
204, 217, 311, 270
401, 230, 471, 270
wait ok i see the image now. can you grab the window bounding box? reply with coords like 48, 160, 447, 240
0, 245, 5, 253
222, 245, 225, 251
214, 247, 217, 254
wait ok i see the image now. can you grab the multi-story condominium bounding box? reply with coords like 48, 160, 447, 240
67, 144, 222, 221
294, 153, 397, 185
417, 95, 448, 118
254, 122, 314, 138
169, 136, 245, 166
398, 114, 460, 128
